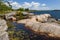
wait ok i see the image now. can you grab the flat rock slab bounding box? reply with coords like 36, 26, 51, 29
25, 21, 60, 37
17, 19, 60, 37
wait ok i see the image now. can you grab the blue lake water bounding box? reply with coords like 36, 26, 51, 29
31, 10, 60, 19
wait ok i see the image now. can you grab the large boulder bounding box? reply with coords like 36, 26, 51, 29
25, 21, 60, 37
0, 19, 9, 40
36, 14, 51, 22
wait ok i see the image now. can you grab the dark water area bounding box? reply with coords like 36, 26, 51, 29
12, 22, 32, 33
30, 10, 60, 19
12, 22, 60, 40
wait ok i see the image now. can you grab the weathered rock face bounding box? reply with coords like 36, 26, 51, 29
35, 14, 51, 22
17, 14, 60, 37
0, 19, 9, 40
25, 22, 60, 37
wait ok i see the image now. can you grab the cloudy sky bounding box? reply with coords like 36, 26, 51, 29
6, 0, 60, 10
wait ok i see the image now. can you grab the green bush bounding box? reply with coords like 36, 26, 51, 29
14, 11, 25, 20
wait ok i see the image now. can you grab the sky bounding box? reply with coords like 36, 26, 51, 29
5, 0, 60, 10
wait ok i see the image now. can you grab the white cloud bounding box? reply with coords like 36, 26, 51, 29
42, 4, 46, 7
31, 2, 40, 7
4, 2, 9, 6
7, 0, 50, 10
30, 2, 40, 10
10, 2, 22, 9
22, 2, 40, 9
22, 2, 32, 8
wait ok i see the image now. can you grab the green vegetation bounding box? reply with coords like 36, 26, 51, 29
0, 0, 12, 14
7, 21, 15, 30
13, 11, 25, 20
17, 8, 25, 11
8, 29, 30, 40
25, 8, 29, 12
14, 8, 30, 20
17, 8, 29, 12
13, 11, 29, 20
7, 21, 30, 40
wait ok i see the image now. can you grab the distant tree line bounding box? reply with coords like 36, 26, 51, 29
17, 8, 29, 12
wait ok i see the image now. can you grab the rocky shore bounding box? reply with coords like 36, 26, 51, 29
17, 14, 60, 38
0, 19, 9, 40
